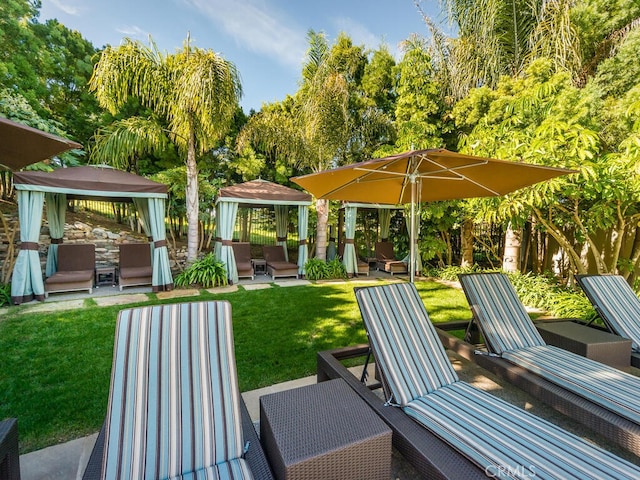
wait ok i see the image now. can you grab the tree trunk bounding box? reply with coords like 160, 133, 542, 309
502, 222, 521, 273
460, 218, 474, 268
186, 133, 199, 263
315, 198, 329, 260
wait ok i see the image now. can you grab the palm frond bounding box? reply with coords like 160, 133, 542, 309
89, 117, 171, 170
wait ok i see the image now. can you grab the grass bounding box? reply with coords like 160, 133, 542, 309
0, 279, 471, 453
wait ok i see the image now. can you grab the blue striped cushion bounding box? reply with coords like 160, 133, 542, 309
459, 273, 546, 353
504, 345, 640, 425
167, 460, 253, 480
103, 301, 253, 480
356, 283, 459, 405
578, 275, 640, 351
405, 382, 640, 479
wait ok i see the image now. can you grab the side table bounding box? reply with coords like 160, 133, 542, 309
252, 258, 267, 275
260, 378, 391, 480
535, 321, 632, 369
0, 418, 20, 480
95, 265, 117, 287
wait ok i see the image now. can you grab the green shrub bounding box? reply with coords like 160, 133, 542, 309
304, 258, 328, 280
326, 258, 347, 279
174, 253, 228, 288
304, 257, 348, 280
0, 283, 10, 307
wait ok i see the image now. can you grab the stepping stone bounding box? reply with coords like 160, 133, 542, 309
95, 294, 149, 306
156, 288, 200, 300
205, 285, 239, 294
242, 283, 272, 291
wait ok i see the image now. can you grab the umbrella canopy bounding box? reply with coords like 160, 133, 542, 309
292, 148, 576, 281
0, 117, 82, 171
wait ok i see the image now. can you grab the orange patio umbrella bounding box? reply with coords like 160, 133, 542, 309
292, 148, 576, 281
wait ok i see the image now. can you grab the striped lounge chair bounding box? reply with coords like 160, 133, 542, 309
356, 283, 640, 479
458, 272, 640, 455
576, 274, 640, 368
83, 301, 273, 480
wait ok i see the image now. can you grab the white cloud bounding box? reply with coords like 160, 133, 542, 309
332, 17, 380, 50
48, 0, 80, 16
116, 25, 150, 40
183, 0, 307, 69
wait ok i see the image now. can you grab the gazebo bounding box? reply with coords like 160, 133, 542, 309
11, 165, 173, 304
215, 179, 312, 284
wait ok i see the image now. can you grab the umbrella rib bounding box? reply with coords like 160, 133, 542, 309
419, 156, 502, 196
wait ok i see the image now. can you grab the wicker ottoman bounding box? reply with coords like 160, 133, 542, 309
0, 418, 20, 480
260, 378, 391, 480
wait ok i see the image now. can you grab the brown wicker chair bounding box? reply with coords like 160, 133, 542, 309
374, 241, 407, 275
45, 243, 95, 296
263, 245, 298, 280
118, 243, 152, 291
231, 242, 254, 280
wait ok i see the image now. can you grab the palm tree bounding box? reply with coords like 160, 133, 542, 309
89, 36, 242, 263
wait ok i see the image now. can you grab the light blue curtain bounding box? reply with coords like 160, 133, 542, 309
275, 205, 289, 261
134, 197, 173, 291
343, 206, 358, 275
297, 205, 309, 275
379, 208, 391, 241
45, 192, 66, 277
11, 190, 45, 304
217, 200, 239, 284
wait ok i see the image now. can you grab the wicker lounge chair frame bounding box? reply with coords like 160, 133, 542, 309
118, 243, 152, 291
83, 301, 274, 480
374, 241, 407, 275
263, 245, 298, 280
232, 242, 255, 280
0, 418, 20, 480
45, 243, 95, 296
456, 272, 640, 455
576, 274, 640, 368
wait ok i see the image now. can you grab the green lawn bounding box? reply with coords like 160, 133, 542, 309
0, 279, 471, 453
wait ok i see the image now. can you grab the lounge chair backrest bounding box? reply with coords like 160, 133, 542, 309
57, 244, 95, 272
459, 273, 546, 354
355, 283, 458, 406
263, 245, 286, 263
119, 243, 151, 269
231, 242, 251, 263
103, 301, 245, 479
577, 274, 640, 351
375, 241, 395, 260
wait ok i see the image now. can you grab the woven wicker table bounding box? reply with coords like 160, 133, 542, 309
260, 378, 392, 480
0, 418, 20, 480
536, 321, 632, 369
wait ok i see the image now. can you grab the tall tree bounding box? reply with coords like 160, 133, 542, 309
239, 31, 392, 260
89, 36, 242, 262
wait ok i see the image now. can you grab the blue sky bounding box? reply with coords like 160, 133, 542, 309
39, 0, 448, 112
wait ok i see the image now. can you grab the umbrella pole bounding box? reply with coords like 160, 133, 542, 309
410, 175, 416, 283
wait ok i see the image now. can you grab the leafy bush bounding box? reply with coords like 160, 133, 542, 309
0, 283, 10, 307
304, 258, 328, 280
174, 253, 228, 288
326, 258, 347, 279
304, 257, 348, 280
